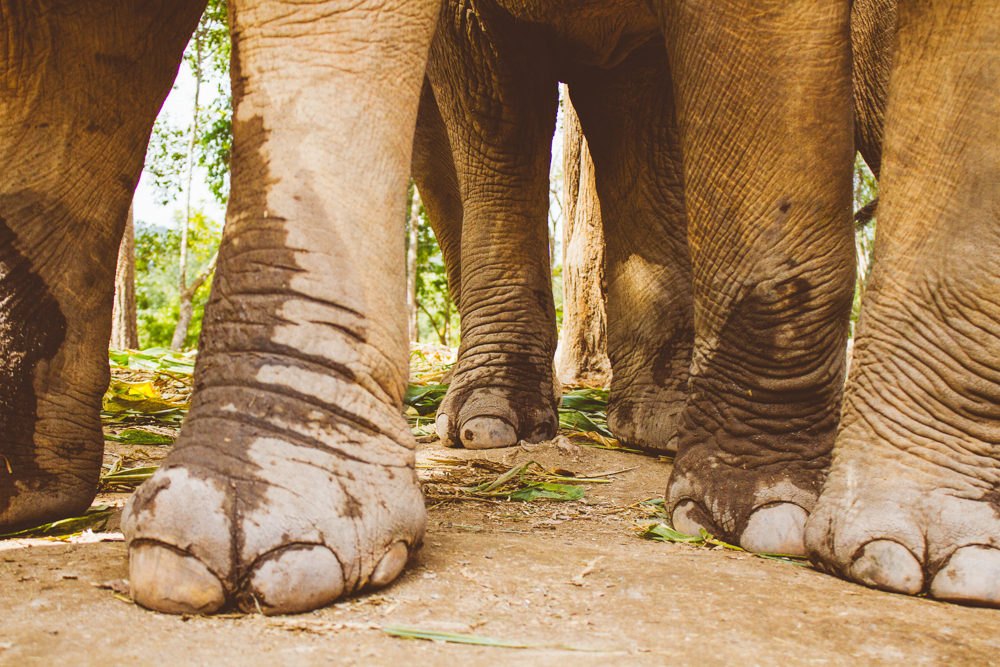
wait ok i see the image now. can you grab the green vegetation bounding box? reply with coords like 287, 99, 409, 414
135, 212, 220, 349
852, 155, 879, 336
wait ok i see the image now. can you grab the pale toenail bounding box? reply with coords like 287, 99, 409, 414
460, 417, 517, 449
850, 540, 923, 595
130, 543, 226, 615
672, 500, 711, 537
436, 413, 455, 446
741, 503, 808, 556
248, 544, 344, 615
930, 546, 1000, 607
370, 542, 410, 588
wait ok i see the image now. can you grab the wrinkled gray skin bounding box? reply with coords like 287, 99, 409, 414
1, 0, 998, 615
411, 0, 895, 456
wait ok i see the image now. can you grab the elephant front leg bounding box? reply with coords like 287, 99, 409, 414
806, 2, 1000, 607
568, 43, 694, 456
425, 10, 560, 449
658, 0, 856, 554
0, 0, 206, 530
123, 0, 439, 615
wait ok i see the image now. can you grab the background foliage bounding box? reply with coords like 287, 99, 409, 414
135, 212, 222, 349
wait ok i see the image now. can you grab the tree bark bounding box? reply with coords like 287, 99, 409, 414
111, 204, 139, 349
407, 185, 421, 342
554, 98, 611, 387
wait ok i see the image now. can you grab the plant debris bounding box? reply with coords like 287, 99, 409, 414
382, 624, 608, 651
637, 520, 810, 566
419, 459, 609, 504
103, 348, 195, 426
0, 505, 115, 540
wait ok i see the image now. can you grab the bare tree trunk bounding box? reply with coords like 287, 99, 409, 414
442, 298, 450, 347
170, 30, 203, 351
554, 97, 611, 388
110, 204, 139, 349
407, 185, 421, 342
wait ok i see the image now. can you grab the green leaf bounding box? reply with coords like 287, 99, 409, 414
639, 522, 810, 566
559, 388, 608, 412
639, 522, 707, 544
381, 625, 606, 651
558, 409, 613, 438
100, 466, 159, 486
505, 482, 585, 502
0, 505, 116, 539
104, 429, 174, 445
403, 383, 449, 416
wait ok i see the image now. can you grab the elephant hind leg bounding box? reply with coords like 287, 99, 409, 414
425, 5, 561, 450
658, 0, 856, 555
0, 0, 205, 530
124, 0, 438, 615
567, 42, 693, 456
806, 1, 1000, 607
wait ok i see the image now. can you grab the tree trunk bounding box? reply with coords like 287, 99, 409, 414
170, 30, 203, 351
110, 204, 139, 349
554, 98, 611, 387
407, 185, 421, 342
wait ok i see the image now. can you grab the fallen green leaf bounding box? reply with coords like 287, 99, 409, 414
558, 409, 613, 438
100, 465, 159, 487
0, 504, 115, 539
559, 388, 609, 412
104, 429, 174, 445
639, 522, 810, 566
381, 625, 606, 651
504, 482, 585, 502
403, 384, 449, 416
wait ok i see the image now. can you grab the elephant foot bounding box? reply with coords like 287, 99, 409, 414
435, 362, 559, 449
665, 432, 830, 555
606, 386, 686, 455
123, 389, 426, 615
805, 446, 1000, 607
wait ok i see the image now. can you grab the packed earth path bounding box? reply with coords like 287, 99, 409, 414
1, 350, 999, 666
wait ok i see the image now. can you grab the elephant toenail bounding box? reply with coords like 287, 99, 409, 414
130, 543, 226, 615
930, 546, 1000, 607
370, 542, 410, 588
459, 417, 517, 449
247, 544, 344, 615
850, 540, 923, 595
436, 414, 456, 447
672, 500, 712, 537
740, 503, 808, 556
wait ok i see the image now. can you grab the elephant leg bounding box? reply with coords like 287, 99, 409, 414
0, 1, 205, 530
851, 0, 896, 179
426, 9, 560, 449
658, 0, 856, 554
568, 43, 693, 455
412, 76, 463, 310
806, 3, 1000, 607
123, 0, 439, 615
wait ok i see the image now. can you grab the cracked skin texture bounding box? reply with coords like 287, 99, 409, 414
6, 0, 1000, 616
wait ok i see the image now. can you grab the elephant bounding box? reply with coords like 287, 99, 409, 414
411, 0, 896, 456
1, 0, 998, 616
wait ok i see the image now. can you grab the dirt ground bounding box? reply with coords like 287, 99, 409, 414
3, 437, 1000, 666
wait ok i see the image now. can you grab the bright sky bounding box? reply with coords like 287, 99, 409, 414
132, 59, 227, 230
